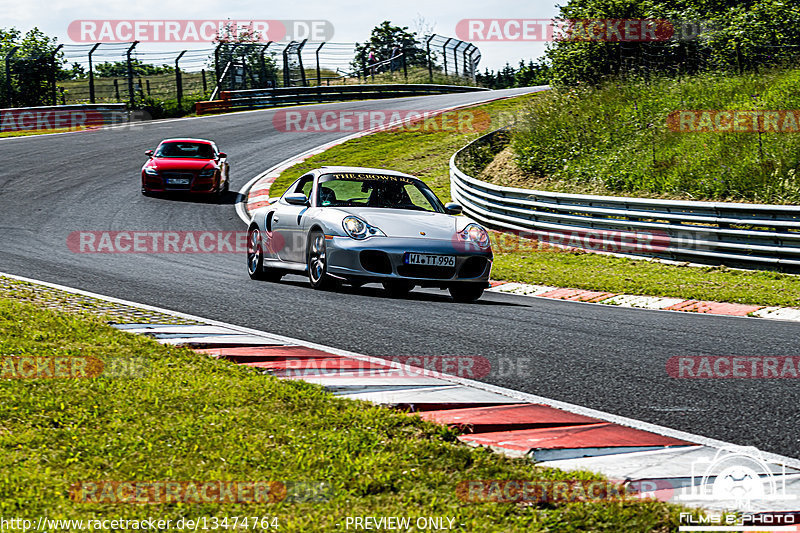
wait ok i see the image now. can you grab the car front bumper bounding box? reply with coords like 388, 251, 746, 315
324, 236, 492, 287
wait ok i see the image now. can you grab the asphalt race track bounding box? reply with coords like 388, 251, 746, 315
2, 87, 799, 458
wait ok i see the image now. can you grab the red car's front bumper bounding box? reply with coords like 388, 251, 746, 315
142, 171, 220, 194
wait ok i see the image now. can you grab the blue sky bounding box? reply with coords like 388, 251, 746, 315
0, 0, 558, 71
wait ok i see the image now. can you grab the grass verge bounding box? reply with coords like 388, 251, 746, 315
510, 70, 800, 203
0, 297, 693, 531
265, 93, 800, 309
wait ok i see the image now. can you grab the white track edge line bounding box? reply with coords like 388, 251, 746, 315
4, 269, 800, 471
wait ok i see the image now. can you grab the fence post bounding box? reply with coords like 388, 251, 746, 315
462, 43, 469, 77
201, 69, 207, 94
113, 79, 120, 102
426, 35, 435, 82
88, 43, 100, 103
175, 50, 186, 106
126, 41, 139, 109
468, 47, 477, 83
402, 39, 408, 80
4, 46, 17, 107
453, 42, 463, 78
214, 43, 223, 84
260, 42, 272, 88
239, 45, 248, 90
315, 42, 324, 86
282, 42, 293, 87
48, 44, 63, 105
442, 38, 452, 76
297, 39, 308, 86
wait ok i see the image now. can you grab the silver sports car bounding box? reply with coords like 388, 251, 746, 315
246, 166, 493, 302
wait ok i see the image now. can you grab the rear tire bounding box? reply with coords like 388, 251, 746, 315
449, 284, 484, 303
382, 280, 413, 298
247, 226, 282, 282
307, 229, 336, 290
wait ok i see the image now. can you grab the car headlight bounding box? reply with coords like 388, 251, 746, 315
460, 223, 490, 248
199, 169, 216, 178
342, 216, 385, 240
144, 168, 158, 176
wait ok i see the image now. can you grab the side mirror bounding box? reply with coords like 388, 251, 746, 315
284, 193, 309, 206
217, 152, 227, 159
145, 150, 154, 157
445, 202, 462, 215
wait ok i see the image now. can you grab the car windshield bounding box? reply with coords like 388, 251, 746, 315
317, 173, 444, 212
155, 142, 215, 159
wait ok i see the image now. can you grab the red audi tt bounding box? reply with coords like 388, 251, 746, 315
141, 138, 229, 196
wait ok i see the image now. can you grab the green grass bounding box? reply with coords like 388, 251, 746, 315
269, 93, 532, 200
0, 297, 693, 531
510, 69, 800, 203
266, 93, 800, 308
0, 127, 84, 138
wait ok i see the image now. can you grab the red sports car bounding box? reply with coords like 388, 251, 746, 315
141, 138, 230, 196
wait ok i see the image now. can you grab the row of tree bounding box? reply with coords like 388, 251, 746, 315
545, 0, 800, 85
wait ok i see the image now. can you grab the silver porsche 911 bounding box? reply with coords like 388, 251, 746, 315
246, 166, 493, 302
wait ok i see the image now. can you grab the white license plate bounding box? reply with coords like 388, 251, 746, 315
167, 178, 190, 185
405, 253, 455, 267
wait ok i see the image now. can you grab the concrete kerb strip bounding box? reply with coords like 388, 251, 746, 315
4, 270, 800, 476
488, 281, 800, 323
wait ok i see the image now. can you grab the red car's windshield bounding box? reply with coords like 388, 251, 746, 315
155, 142, 215, 159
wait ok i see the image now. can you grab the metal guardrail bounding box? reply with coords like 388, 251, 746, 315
195, 84, 488, 114
450, 129, 800, 272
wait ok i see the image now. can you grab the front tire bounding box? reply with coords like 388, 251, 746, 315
307, 229, 336, 290
247, 226, 282, 282
449, 284, 484, 303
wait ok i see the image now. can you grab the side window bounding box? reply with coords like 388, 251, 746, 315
300, 179, 314, 198
291, 174, 314, 197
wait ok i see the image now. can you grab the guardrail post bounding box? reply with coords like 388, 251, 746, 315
426, 35, 435, 82
175, 50, 186, 106
49, 44, 63, 105
442, 38, 452, 76
126, 41, 139, 109
88, 43, 100, 103
4, 46, 17, 107
315, 42, 324, 86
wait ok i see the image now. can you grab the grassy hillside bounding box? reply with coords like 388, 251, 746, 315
507, 69, 800, 203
